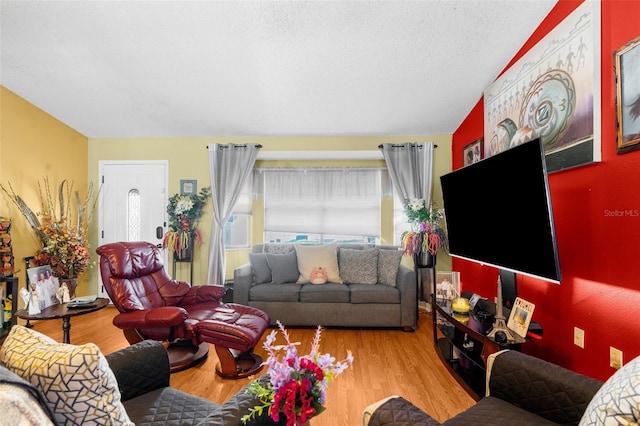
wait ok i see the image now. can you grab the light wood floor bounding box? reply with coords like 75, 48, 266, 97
8, 307, 475, 426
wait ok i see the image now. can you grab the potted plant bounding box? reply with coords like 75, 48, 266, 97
1, 178, 96, 296
162, 186, 211, 260
242, 321, 354, 426
401, 198, 448, 268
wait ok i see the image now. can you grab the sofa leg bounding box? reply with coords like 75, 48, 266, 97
214, 346, 263, 379
403, 326, 415, 332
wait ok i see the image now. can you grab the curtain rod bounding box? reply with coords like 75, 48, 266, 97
378, 143, 438, 149
255, 167, 386, 172
205, 144, 262, 149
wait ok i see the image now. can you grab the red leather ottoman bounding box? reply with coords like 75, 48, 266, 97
196, 304, 270, 379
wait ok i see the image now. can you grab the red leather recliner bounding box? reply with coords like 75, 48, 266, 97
96, 241, 269, 378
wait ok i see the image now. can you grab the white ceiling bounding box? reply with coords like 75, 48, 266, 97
1, 0, 557, 138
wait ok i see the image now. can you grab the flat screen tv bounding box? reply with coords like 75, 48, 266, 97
440, 138, 561, 284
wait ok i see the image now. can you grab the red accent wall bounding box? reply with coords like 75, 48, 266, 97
452, 0, 640, 381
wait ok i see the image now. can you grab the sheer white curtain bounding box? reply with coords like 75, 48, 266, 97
207, 143, 260, 284
261, 168, 381, 237
379, 142, 435, 206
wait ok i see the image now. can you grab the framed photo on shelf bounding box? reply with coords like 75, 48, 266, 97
463, 138, 482, 167
614, 34, 640, 154
27, 265, 60, 310
180, 179, 197, 196
507, 297, 535, 338
435, 271, 460, 302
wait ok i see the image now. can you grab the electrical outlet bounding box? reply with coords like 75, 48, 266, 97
573, 327, 585, 348
610, 347, 623, 369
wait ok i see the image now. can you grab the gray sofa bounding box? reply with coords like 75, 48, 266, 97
234, 243, 417, 330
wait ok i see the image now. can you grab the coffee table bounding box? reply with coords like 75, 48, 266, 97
15, 298, 110, 344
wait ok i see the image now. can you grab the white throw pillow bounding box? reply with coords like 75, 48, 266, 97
294, 242, 343, 284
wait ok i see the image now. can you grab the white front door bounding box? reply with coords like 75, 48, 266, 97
97, 161, 168, 298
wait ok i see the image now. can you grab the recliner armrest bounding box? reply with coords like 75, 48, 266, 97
488, 350, 602, 425
181, 284, 225, 305
105, 340, 171, 401
113, 307, 188, 329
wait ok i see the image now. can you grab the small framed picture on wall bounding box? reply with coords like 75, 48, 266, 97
615, 34, 640, 154
180, 180, 197, 196
463, 138, 483, 166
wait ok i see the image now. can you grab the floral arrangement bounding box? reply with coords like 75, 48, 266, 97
401, 198, 448, 256
242, 321, 354, 426
162, 186, 211, 254
1, 178, 95, 279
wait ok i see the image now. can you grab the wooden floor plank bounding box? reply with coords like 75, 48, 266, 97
6, 307, 475, 426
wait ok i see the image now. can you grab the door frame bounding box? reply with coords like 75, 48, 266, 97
97, 160, 169, 297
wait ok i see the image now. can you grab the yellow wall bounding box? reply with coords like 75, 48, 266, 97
1, 85, 452, 298
0, 86, 89, 304
89, 135, 453, 284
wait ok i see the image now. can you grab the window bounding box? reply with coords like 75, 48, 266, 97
260, 168, 381, 243
127, 189, 140, 241
223, 181, 251, 249
393, 191, 411, 245
225, 214, 250, 248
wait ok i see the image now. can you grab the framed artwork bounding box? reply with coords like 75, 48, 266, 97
463, 138, 483, 166
180, 179, 197, 195
484, 1, 601, 173
614, 34, 640, 154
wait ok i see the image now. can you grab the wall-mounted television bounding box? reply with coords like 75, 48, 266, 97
440, 138, 561, 284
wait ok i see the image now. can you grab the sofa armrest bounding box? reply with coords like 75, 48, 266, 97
105, 340, 171, 402
488, 350, 602, 425
396, 264, 417, 327
233, 263, 253, 305
365, 396, 441, 426
197, 376, 270, 426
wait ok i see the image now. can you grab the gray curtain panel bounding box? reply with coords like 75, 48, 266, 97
379, 142, 435, 206
207, 143, 260, 284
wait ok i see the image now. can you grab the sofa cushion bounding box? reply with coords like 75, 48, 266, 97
123, 387, 220, 425
443, 396, 558, 425
248, 253, 272, 284
339, 247, 378, 284
0, 325, 133, 426
579, 354, 640, 426
250, 283, 301, 302
299, 283, 350, 303
349, 284, 400, 304
265, 251, 299, 284
294, 242, 343, 284
378, 249, 403, 287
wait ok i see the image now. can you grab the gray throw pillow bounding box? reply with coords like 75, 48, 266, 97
378, 249, 403, 287
339, 247, 378, 284
265, 251, 299, 284
248, 253, 272, 284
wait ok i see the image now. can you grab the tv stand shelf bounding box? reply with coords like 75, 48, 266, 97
431, 297, 541, 400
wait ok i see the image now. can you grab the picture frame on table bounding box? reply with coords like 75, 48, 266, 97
614, 34, 640, 154
463, 138, 483, 167
27, 265, 60, 310
180, 179, 197, 195
435, 271, 460, 302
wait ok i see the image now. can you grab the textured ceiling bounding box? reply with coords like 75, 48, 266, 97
1, 0, 557, 138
